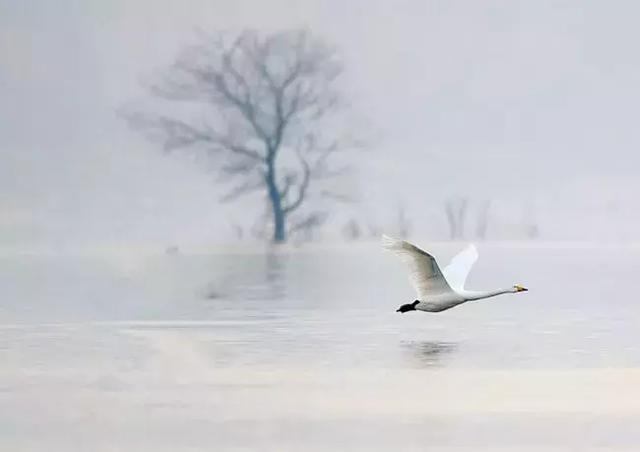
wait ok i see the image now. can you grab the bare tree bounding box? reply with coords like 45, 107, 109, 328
522, 200, 540, 239
475, 200, 491, 240
444, 197, 468, 239
230, 223, 244, 240
289, 211, 327, 243
342, 218, 362, 241
395, 203, 411, 238
124, 30, 354, 243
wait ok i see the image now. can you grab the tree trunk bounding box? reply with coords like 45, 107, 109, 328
266, 160, 287, 243
272, 205, 286, 243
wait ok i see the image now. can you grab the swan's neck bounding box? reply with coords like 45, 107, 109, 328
463, 288, 514, 301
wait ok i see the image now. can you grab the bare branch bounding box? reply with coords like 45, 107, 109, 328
123, 111, 265, 162
279, 172, 296, 201
308, 139, 340, 176
282, 154, 311, 214
320, 191, 358, 203
220, 178, 264, 202
212, 72, 271, 143
213, 134, 264, 161
219, 159, 259, 176
288, 211, 327, 235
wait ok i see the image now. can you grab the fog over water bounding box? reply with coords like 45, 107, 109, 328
2, 244, 640, 451
3, 2, 640, 451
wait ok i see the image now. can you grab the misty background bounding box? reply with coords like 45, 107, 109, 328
3, 0, 640, 251
5, 3, 640, 451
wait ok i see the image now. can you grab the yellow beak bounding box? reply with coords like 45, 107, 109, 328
515, 284, 528, 292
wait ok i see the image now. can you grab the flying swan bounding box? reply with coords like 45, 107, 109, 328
382, 235, 528, 313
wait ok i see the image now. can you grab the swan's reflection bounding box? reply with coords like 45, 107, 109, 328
400, 340, 458, 368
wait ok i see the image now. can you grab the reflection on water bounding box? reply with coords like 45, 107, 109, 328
201, 251, 291, 303
401, 340, 458, 367
182, 245, 640, 370
2, 245, 640, 450
1, 245, 640, 369
263, 251, 290, 300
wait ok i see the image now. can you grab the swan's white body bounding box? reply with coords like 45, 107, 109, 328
382, 235, 527, 312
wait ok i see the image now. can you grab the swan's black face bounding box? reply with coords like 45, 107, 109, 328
396, 300, 420, 313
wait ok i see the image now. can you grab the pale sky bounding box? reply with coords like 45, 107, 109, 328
2, 0, 640, 248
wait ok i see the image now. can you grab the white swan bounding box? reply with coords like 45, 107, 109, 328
382, 235, 527, 313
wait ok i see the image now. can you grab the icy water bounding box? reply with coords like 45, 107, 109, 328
1, 243, 640, 451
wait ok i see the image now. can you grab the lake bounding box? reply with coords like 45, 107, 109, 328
1, 242, 640, 451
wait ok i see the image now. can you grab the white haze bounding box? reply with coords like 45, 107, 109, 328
2, 0, 640, 250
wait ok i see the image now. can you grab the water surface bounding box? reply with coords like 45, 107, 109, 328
1, 243, 639, 450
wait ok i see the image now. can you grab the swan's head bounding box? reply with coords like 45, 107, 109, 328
396, 300, 420, 313
513, 284, 528, 293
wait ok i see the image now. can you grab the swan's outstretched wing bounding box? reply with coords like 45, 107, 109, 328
381, 235, 453, 299
442, 244, 478, 291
